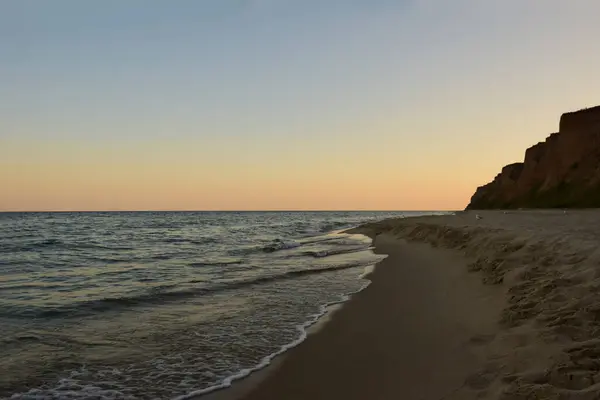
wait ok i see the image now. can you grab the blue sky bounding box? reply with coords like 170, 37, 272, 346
2, 1, 600, 210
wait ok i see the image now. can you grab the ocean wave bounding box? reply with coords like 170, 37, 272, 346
0, 233, 37, 240
0, 212, 415, 399
0, 238, 64, 253
0, 282, 69, 292
74, 243, 135, 251
279, 220, 354, 236
162, 237, 220, 245
2, 262, 372, 319
302, 246, 372, 258
317, 221, 354, 233
93, 267, 146, 278
296, 236, 342, 245
81, 256, 131, 264
163, 238, 192, 244
174, 277, 372, 399
8, 271, 375, 400
37, 238, 63, 247
262, 239, 301, 253
227, 239, 302, 256
226, 245, 262, 256
1, 239, 137, 254
227, 235, 367, 257
189, 259, 243, 267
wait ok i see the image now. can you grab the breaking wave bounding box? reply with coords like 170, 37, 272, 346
2, 261, 375, 319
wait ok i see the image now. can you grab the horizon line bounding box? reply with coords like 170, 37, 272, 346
0, 209, 458, 213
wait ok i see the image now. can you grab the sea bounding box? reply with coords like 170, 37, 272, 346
0, 211, 446, 399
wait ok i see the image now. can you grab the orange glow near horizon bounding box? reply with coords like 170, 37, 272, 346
0, 130, 538, 211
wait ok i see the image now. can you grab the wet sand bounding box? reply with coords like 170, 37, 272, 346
208, 228, 505, 399
207, 210, 600, 399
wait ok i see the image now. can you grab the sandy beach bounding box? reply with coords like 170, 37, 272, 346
205, 210, 600, 400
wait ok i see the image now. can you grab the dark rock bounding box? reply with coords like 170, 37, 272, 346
467, 105, 600, 209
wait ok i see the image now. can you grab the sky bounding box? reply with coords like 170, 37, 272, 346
2, 0, 600, 211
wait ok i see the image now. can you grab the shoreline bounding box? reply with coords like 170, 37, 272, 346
191, 232, 381, 400
0, 213, 410, 399
184, 277, 372, 400
205, 209, 600, 399
206, 214, 506, 399
197, 301, 350, 400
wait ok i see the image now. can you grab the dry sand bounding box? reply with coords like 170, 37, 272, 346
207, 210, 600, 399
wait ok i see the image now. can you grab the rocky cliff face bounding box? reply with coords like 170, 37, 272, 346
467, 105, 600, 209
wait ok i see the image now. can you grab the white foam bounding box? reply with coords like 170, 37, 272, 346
173, 266, 375, 400
10, 230, 391, 400
359, 263, 378, 278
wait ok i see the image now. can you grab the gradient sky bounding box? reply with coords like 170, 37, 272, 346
2, 1, 600, 211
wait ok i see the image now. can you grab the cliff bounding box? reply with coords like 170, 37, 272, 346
467, 105, 600, 209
